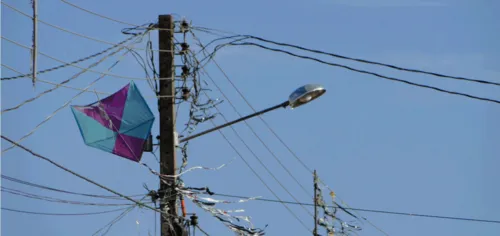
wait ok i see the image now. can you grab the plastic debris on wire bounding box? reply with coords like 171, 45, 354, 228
176, 37, 223, 173
315, 175, 362, 236
71, 81, 154, 162
180, 187, 266, 235
140, 158, 233, 184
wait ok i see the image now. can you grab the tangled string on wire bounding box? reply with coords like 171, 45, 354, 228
173, 20, 222, 174
315, 174, 362, 236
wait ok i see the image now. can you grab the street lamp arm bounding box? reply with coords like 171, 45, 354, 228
179, 101, 290, 143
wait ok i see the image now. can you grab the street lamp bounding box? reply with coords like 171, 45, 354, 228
179, 84, 326, 143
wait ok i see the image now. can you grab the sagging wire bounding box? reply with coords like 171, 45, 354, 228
2, 206, 131, 216
124, 24, 160, 94
315, 174, 362, 236
201, 37, 500, 105
184, 33, 312, 232
192, 26, 500, 87
172, 19, 222, 175
1, 186, 138, 207
179, 186, 267, 236
190, 27, 390, 235
1, 174, 146, 200
155, 19, 259, 235
128, 48, 155, 93
92, 195, 150, 236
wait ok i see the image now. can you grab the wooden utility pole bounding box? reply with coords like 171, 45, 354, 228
31, 0, 38, 87
313, 170, 318, 236
158, 14, 181, 236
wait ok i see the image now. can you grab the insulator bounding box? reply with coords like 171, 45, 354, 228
182, 88, 190, 100
181, 65, 190, 76
181, 43, 189, 51
147, 190, 159, 202
190, 214, 198, 226
180, 43, 190, 55
180, 20, 190, 32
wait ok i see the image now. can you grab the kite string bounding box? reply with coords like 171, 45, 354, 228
1, 34, 147, 154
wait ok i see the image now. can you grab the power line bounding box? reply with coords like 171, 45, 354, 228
2, 206, 130, 216
211, 193, 500, 224
1, 2, 170, 53
191, 32, 388, 235
1, 40, 129, 114
2, 187, 135, 207
60, 0, 141, 27
195, 225, 210, 236
0, 34, 138, 80
91, 201, 143, 235
2, 174, 145, 200
0, 135, 164, 215
192, 28, 500, 87
225, 42, 500, 105
243, 35, 500, 87
205, 115, 312, 232
1, 64, 174, 99
59, 0, 177, 31
1, 36, 169, 81
190, 34, 312, 198
170, 30, 312, 232
200, 70, 315, 217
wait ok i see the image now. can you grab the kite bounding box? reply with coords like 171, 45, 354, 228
71, 81, 155, 162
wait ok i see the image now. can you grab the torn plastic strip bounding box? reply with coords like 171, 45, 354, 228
179, 189, 260, 204
161, 158, 234, 178
183, 191, 264, 235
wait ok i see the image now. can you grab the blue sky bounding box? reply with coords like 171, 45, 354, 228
2, 0, 499, 235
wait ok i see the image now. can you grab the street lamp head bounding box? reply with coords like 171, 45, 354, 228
288, 84, 326, 109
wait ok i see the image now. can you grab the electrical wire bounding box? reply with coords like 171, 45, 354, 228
1, 2, 172, 53
1, 36, 171, 81
1, 186, 136, 207
190, 31, 389, 235
195, 225, 210, 236
1, 174, 145, 200
60, 0, 178, 32
1, 34, 137, 80
190, 36, 311, 198
60, 0, 141, 27
1, 45, 136, 154
1, 135, 167, 216
2, 207, 130, 216
222, 42, 500, 105
92, 197, 149, 236
205, 118, 312, 232
193, 31, 500, 87
199, 70, 314, 216
210, 193, 500, 224
1, 64, 174, 99
92, 206, 135, 236
1, 40, 130, 114
197, 73, 316, 230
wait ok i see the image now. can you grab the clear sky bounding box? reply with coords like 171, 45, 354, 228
2, 0, 499, 235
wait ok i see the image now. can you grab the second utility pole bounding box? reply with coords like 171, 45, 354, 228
313, 170, 318, 236
158, 14, 182, 236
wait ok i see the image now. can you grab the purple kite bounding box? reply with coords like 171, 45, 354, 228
71, 81, 155, 162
